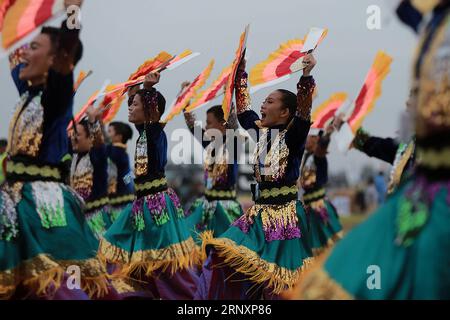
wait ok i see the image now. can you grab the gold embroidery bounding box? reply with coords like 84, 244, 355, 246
135, 131, 148, 177
7, 93, 44, 158
70, 153, 94, 199
415, 15, 450, 137
254, 129, 290, 182
6, 161, 61, 180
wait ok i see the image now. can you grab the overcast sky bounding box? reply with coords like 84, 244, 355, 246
0, 0, 417, 183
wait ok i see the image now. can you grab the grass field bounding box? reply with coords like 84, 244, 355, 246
340, 214, 369, 232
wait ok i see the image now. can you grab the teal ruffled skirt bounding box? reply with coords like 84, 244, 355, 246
200, 200, 314, 296
0, 181, 109, 299
186, 197, 243, 244
296, 177, 450, 299
304, 198, 343, 255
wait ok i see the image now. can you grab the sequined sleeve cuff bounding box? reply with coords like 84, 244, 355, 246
235, 70, 252, 114
89, 120, 105, 147
9, 46, 24, 70
296, 76, 316, 121
352, 127, 370, 151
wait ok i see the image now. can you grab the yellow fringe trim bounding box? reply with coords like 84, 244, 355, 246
200, 231, 315, 295
0, 254, 109, 300
98, 237, 200, 278
283, 247, 353, 300
312, 231, 344, 257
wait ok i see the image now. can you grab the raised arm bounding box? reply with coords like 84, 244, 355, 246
235, 59, 260, 131
286, 54, 317, 150
43, 1, 83, 120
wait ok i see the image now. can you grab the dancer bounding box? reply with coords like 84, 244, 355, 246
0, 0, 110, 299
99, 72, 199, 300
183, 82, 242, 243
106, 121, 135, 223
294, 0, 450, 299
70, 105, 111, 238
196, 54, 317, 299
300, 123, 343, 256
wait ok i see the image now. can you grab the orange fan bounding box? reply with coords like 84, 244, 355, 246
312, 93, 348, 129
1, 0, 64, 49
221, 25, 250, 121
163, 59, 214, 123
249, 28, 327, 93
100, 52, 174, 123
101, 50, 198, 123
347, 51, 392, 133
73, 70, 93, 94
186, 64, 232, 112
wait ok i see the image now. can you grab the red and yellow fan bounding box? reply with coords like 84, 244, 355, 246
346, 51, 393, 133
186, 64, 232, 112
100, 50, 198, 123
1, 0, 64, 49
249, 27, 327, 93
163, 59, 214, 123
312, 92, 348, 129
73, 70, 93, 94
221, 25, 250, 122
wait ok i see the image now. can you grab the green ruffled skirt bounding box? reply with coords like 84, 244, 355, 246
99, 188, 199, 277
296, 178, 450, 300
186, 197, 243, 244
305, 199, 343, 255
202, 200, 314, 295
0, 181, 109, 299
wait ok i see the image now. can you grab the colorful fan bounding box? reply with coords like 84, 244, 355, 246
101, 50, 198, 123
100, 52, 174, 123
185, 64, 232, 112
1, 0, 64, 49
163, 59, 214, 123
346, 51, 393, 133
73, 70, 93, 94
221, 25, 250, 121
68, 80, 111, 130
249, 27, 327, 93
312, 92, 348, 129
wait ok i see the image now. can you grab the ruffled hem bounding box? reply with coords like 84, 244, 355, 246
98, 237, 200, 277
285, 252, 353, 300
201, 231, 314, 295
0, 253, 109, 299
312, 231, 344, 257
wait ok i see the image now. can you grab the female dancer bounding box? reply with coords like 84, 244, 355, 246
301, 123, 343, 256
0, 0, 110, 299
196, 54, 317, 299
106, 121, 135, 223
295, 0, 450, 299
70, 105, 111, 238
183, 89, 242, 243
99, 72, 199, 299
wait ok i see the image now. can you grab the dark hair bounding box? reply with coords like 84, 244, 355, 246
135, 88, 166, 121
109, 121, 133, 143
77, 118, 90, 138
128, 94, 135, 107
41, 26, 83, 66
0, 139, 7, 149
276, 89, 297, 120
206, 105, 225, 122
